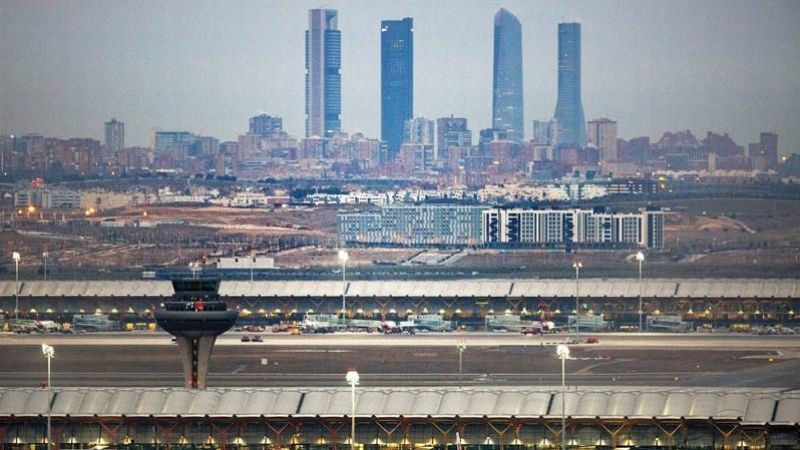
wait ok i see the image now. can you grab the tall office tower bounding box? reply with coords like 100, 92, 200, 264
492, 8, 524, 142
305, 9, 341, 138
553, 22, 587, 148
587, 118, 618, 161
249, 114, 283, 138
436, 116, 471, 156
381, 18, 414, 159
104, 119, 124, 152
404, 117, 435, 145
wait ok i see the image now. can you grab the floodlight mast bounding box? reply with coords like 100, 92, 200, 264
557, 344, 570, 450
42, 344, 55, 450
339, 250, 349, 324
13, 252, 21, 321
572, 262, 582, 338
457, 339, 467, 390
636, 252, 645, 331
346, 370, 359, 449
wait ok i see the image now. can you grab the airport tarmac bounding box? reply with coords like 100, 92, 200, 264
2, 331, 799, 389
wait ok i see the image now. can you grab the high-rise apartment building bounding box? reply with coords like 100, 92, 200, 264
104, 119, 124, 152
154, 131, 195, 154
492, 8, 524, 142
553, 23, 587, 148
305, 9, 341, 138
381, 18, 414, 159
587, 118, 617, 162
532, 119, 559, 146
402, 118, 435, 174
759, 132, 778, 170
194, 136, 220, 158
404, 117, 435, 145
249, 114, 283, 138
436, 117, 471, 156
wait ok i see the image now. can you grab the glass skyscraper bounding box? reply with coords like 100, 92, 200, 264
553, 22, 587, 148
305, 9, 341, 138
492, 8, 524, 143
381, 18, 414, 159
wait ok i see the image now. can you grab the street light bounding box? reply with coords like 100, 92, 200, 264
13, 252, 20, 321
250, 254, 255, 282
338, 250, 349, 323
457, 338, 467, 390
189, 262, 200, 280
42, 343, 55, 450
572, 261, 582, 338
345, 369, 359, 450
556, 344, 570, 450
636, 252, 645, 331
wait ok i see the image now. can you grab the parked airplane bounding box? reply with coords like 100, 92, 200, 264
381, 318, 417, 334
35, 320, 59, 332
520, 320, 557, 335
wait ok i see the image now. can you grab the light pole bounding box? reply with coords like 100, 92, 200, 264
345, 369, 359, 450
457, 338, 466, 390
43, 251, 48, 281
42, 343, 54, 450
13, 252, 21, 321
636, 252, 645, 331
189, 262, 200, 280
572, 262, 582, 338
538, 309, 544, 346
338, 250, 349, 324
556, 344, 570, 450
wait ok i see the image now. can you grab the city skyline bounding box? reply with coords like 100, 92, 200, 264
1, 0, 799, 155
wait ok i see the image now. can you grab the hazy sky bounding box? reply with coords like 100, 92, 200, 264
2, 0, 799, 155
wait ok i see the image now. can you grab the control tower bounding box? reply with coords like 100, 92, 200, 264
155, 279, 238, 389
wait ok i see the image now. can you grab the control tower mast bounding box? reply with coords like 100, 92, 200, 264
155, 279, 238, 389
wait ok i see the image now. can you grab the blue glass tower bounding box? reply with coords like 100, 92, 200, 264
553, 22, 587, 148
492, 8, 524, 143
306, 9, 341, 138
381, 18, 414, 159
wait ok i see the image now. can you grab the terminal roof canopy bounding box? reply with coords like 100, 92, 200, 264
1, 387, 798, 424
7, 278, 797, 299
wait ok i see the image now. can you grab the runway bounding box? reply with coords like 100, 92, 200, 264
2, 331, 799, 389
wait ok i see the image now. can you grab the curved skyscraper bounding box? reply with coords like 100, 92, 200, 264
492, 8, 524, 143
553, 22, 587, 148
381, 17, 414, 159
305, 9, 341, 138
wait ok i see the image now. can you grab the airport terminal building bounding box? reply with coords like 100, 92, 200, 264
2, 278, 799, 332
0, 386, 799, 450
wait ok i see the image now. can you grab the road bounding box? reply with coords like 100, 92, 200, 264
2, 331, 799, 389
